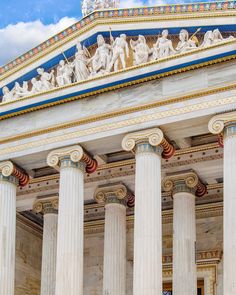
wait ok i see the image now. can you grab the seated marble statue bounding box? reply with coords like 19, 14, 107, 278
37, 68, 55, 91
2, 86, 14, 103
152, 30, 176, 60
31, 78, 43, 94
176, 29, 197, 53
90, 34, 112, 75
13, 81, 30, 98
130, 35, 150, 66
73, 42, 90, 82
109, 33, 129, 71
56, 60, 73, 87
201, 29, 234, 47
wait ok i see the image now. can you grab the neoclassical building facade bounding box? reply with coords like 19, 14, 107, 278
0, 1, 236, 294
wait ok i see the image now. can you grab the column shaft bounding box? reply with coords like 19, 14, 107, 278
224, 125, 236, 293
133, 144, 162, 295
173, 191, 197, 295
103, 203, 126, 295
0, 178, 17, 295
55, 160, 85, 295
41, 213, 58, 295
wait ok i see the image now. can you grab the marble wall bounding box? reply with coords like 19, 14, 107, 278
15, 220, 42, 295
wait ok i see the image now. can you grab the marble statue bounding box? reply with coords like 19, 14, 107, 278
31, 78, 43, 94
130, 35, 150, 65
109, 33, 129, 71
152, 29, 176, 59
2, 86, 14, 103
56, 60, 73, 87
13, 81, 29, 98
90, 34, 112, 75
73, 42, 90, 82
176, 29, 197, 53
37, 68, 55, 91
2, 27, 234, 103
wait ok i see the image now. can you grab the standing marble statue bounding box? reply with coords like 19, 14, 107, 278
130, 35, 150, 65
56, 60, 73, 86
37, 68, 55, 91
109, 33, 129, 71
91, 34, 112, 75
73, 42, 90, 81
13, 81, 29, 98
176, 29, 197, 53
152, 29, 176, 59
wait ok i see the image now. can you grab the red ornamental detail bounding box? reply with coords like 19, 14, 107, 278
218, 133, 224, 148
196, 181, 207, 197
127, 192, 135, 208
12, 165, 29, 187
161, 138, 175, 159
82, 152, 98, 174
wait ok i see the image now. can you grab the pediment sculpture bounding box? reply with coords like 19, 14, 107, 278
1, 28, 234, 103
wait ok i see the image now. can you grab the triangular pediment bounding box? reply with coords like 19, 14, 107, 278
0, 1, 236, 120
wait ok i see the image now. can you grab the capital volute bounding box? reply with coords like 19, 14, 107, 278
208, 111, 236, 134
0, 160, 29, 187
162, 171, 206, 197
122, 128, 175, 159
47, 145, 97, 174
33, 197, 58, 215
94, 182, 134, 206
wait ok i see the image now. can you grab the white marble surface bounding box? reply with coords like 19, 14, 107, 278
133, 144, 162, 295
103, 203, 126, 295
0, 179, 17, 295
40, 213, 57, 295
223, 128, 236, 294
55, 162, 84, 295
173, 192, 197, 295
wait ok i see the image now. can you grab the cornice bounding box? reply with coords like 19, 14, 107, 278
1, 2, 235, 79
16, 212, 43, 237
0, 79, 235, 145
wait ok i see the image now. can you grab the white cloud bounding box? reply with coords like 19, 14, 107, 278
120, 0, 165, 8
0, 17, 78, 66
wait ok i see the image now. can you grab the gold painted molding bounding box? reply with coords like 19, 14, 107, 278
0, 92, 233, 157
0, 51, 236, 122
0, 80, 235, 145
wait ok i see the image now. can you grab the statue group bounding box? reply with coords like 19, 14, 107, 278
2, 28, 234, 103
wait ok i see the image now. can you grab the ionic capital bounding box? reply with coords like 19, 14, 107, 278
47, 145, 97, 174
0, 160, 29, 187
208, 112, 236, 134
94, 182, 134, 207
162, 171, 206, 197
122, 128, 175, 159
33, 197, 58, 215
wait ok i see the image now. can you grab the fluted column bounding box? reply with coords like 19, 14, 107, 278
94, 183, 131, 295
0, 161, 29, 295
209, 112, 236, 294
34, 197, 58, 295
47, 145, 97, 295
122, 128, 175, 295
163, 172, 206, 295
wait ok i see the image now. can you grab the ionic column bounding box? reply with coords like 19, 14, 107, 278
34, 197, 58, 295
47, 145, 97, 295
162, 172, 206, 295
0, 161, 29, 295
209, 112, 236, 294
94, 183, 131, 295
122, 128, 175, 295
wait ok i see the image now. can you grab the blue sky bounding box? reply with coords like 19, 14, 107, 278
0, 0, 215, 65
